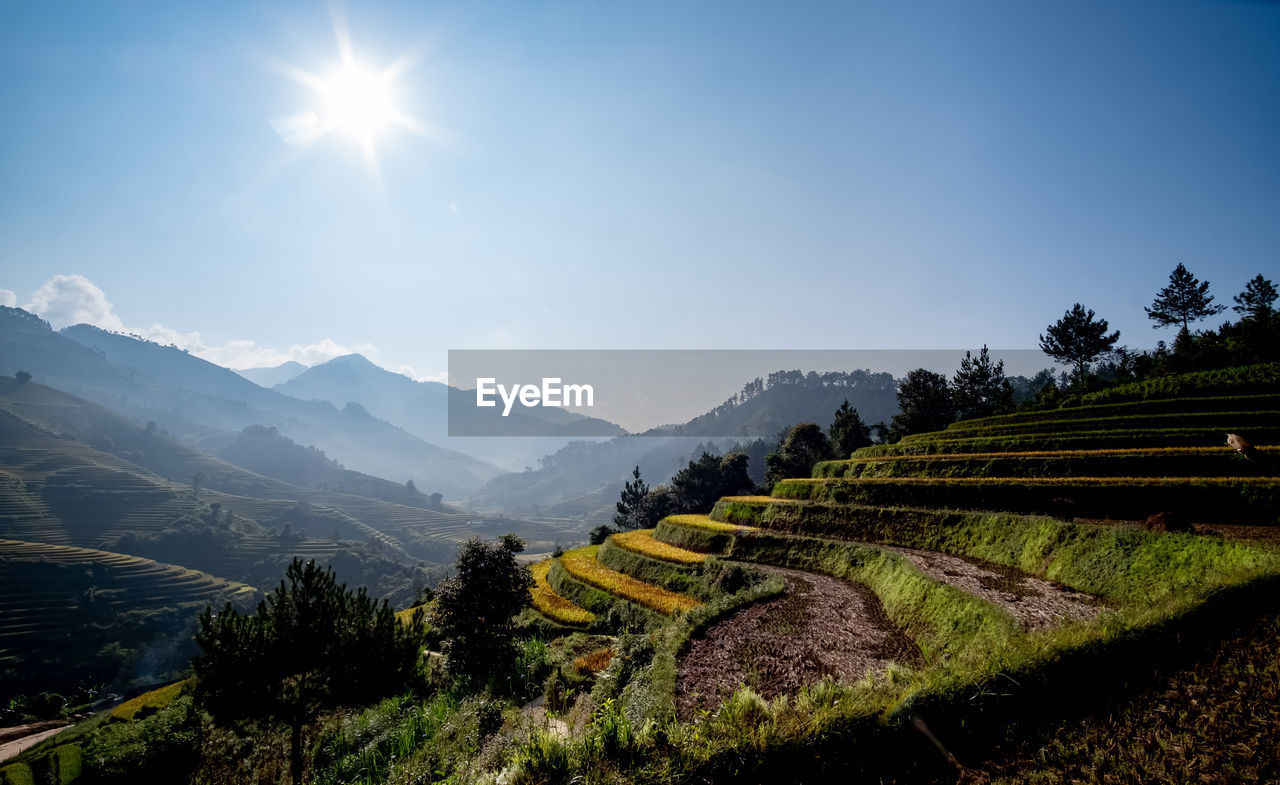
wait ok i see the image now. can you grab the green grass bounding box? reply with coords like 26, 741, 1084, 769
770, 475, 1280, 523
707, 500, 1280, 607
1077, 362, 1280, 405
0, 763, 35, 785
856, 426, 1280, 456
945, 393, 1280, 430
916, 410, 1280, 439
814, 446, 1278, 480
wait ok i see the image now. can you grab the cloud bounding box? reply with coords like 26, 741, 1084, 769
398, 364, 448, 384
0, 289, 16, 307
19, 273, 377, 371
145, 328, 374, 370
24, 274, 126, 331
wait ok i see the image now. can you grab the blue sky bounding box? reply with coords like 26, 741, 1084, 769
1, 0, 1277, 379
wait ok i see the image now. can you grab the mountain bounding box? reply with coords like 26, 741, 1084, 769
0, 307, 503, 498
466, 370, 900, 520
277, 353, 626, 470
237, 360, 308, 387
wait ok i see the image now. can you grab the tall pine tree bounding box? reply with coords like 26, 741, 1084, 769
952, 345, 1015, 420
1145, 263, 1226, 332
613, 465, 649, 529
1039, 304, 1120, 385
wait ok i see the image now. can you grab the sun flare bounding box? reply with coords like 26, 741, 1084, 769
266, 8, 442, 186
318, 64, 396, 139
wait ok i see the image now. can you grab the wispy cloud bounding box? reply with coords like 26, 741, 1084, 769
18, 273, 375, 371
0, 289, 16, 307
398, 364, 447, 383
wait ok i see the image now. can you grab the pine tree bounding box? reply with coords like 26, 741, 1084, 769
195, 559, 427, 785
1233, 274, 1278, 322
1145, 263, 1226, 332
828, 400, 873, 458
885, 369, 955, 441
613, 465, 649, 529
1039, 304, 1120, 385
951, 345, 1015, 420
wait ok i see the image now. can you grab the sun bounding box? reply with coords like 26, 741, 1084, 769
265, 7, 443, 186
317, 64, 397, 139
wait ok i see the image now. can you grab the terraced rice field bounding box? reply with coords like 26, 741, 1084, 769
557, 546, 701, 616
530, 560, 594, 626
609, 529, 707, 564
0, 538, 253, 687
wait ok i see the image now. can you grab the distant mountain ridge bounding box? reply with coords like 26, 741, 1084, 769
0, 307, 502, 498
277, 353, 626, 470
237, 361, 308, 387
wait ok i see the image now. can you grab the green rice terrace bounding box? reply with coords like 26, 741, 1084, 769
510, 369, 1280, 782
0, 538, 253, 707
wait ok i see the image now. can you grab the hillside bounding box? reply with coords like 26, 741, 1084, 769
0, 538, 254, 706
0, 377, 579, 568
0, 308, 503, 498
502, 365, 1280, 781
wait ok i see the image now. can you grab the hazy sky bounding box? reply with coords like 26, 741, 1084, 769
1, 0, 1277, 380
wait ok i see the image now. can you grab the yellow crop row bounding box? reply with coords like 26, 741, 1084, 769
559, 546, 701, 616
573, 647, 615, 674
611, 529, 707, 564
665, 513, 758, 533
110, 678, 194, 721
530, 560, 595, 626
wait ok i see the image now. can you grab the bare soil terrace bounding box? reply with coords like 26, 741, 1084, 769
676, 566, 920, 718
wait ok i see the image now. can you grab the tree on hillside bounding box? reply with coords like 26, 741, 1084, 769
1234, 274, 1278, 322
195, 559, 427, 785
671, 451, 753, 513
765, 424, 833, 488
884, 369, 955, 441
951, 345, 1015, 420
1039, 304, 1121, 386
14, 370, 31, 385
613, 466, 650, 530
828, 400, 873, 458
1145, 263, 1226, 332
405, 478, 417, 493
432, 534, 532, 683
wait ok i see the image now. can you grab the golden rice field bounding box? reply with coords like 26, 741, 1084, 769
110, 678, 193, 721
396, 603, 432, 626
664, 513, 759, 533
559, 546, 700, 616
573, 647, 615, 675
530, 559, 595, 626
611, 528, 707, 564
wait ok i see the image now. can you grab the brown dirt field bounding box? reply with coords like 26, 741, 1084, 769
885, 546, 1101, 630
676, 566, 920, 718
